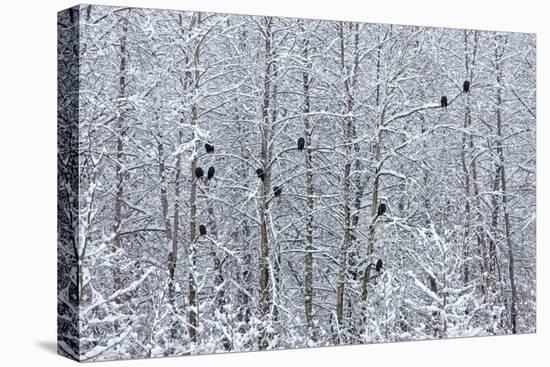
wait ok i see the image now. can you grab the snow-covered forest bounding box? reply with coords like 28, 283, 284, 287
57, 4, 536, 362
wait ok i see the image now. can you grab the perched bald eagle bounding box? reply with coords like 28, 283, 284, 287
207, 166, 215, 180
256, 168, 265, 181
199, 224, 207, 236
297, 137, 305, 151
441, 95, 448, 109
463, 80, 470, 93
205, 143, 214, 154
377, 203, 387, 216
195, 167, 204, 179
376, 259, 383, 273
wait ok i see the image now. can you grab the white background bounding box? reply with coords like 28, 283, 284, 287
0, 0, 547, 365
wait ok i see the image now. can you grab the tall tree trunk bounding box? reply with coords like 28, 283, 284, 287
188, 145, 199, 343
361, 36, 385, 304
157, 142, 179, 344
112, 14, 128, 253
460, 30, 474, 286
488, 168, 503, 295
301, 29, 315, 335
349, 24, 367, 316
335, 22, 349, 334
204, 179, 230, 349
158, 143, 172, 244
258, 16, 274, 350
112, 13, 129, 305
171, 135, 183, 339
495, 39, 518, 333
463, 30, 488, 296
187, 12, 202, 344
270, 57, 281, 326
335, 22, 359, 339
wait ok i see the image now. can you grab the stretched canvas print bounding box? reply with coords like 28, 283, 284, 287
57, 4, 536, 362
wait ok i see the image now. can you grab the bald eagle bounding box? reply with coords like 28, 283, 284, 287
199, 225, 207, 236
297, 137, 305, 151
205, 143, 214, 154
195, 167, 204, 179
376, 259, 383, 273
441, 95, 448, 109
207, 166, 215, 180
377, 203, 387, 216
463, 80, 470, 93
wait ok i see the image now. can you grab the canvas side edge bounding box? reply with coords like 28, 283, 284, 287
57, 5, 82, 363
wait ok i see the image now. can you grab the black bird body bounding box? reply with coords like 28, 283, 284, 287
440, 95, 448, 109
377, 203, 386, 216
429, 276, 437, 293
199, 224, 207, 236
297, 137, 305, 151
273, 185, 283, 197
463, 80, 470, 93
195, 167, 204, 179
205, 143, 214, 154
207, 166, 215, 180
256, 168, 265, 181
376, 259, 383, 273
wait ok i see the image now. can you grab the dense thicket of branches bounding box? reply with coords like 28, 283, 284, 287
57, 5, 535, 361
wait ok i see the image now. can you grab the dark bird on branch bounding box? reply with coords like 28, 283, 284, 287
273, 185, 283, 197
297, 137, 305, 151
440, 95, 448, 109
429, 275, 437, 293
207, 166, 215, 180
256, 168, 265, 181
199, 224, 207, 236
205, 143, 214, 154
195, 167, 204, 179
376, 259, 383, 273
377, 203, 387, 216
463, 80, 470, 93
